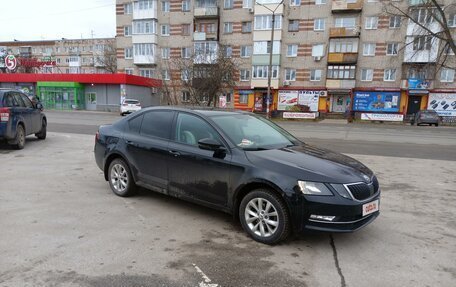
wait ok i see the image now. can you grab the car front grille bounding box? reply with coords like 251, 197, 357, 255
347, 176, 379, 201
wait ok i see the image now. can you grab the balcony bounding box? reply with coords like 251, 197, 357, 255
326, 79, 356, 89
193, 31, 218, 41
133, 55, 156, 65
194, 7, 219, 18
330, 28, 360, 38
332, 0, 363, 13
328, 52, 358, 64
251, 79, 279, 89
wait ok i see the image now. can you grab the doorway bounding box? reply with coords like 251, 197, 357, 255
407, 96, 422, 115
330, 94, 349, 113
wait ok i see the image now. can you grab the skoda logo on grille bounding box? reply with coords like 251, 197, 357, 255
362, 174, 371, 183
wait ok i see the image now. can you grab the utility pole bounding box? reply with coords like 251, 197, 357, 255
256, 1, 283, 118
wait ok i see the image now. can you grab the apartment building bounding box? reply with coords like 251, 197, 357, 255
115, 0, 456, 119
0, 38, 116, 74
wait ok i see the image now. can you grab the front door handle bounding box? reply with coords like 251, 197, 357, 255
125, 140, 137, 147
169, 150, 181, 157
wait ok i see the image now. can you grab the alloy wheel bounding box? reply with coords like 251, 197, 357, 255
110, 163, 128, 193
244, 198, 279, 237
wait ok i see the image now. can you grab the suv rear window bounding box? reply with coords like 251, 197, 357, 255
124, 100, 139, 104
2, 94, 17, 107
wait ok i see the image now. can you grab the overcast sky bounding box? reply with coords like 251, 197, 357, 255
0, 0, 115, 41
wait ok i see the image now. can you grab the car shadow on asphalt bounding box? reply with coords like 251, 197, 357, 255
0, 137, 43, 153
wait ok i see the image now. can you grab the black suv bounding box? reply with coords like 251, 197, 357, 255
95, 107, 380, 244
0, 89, 47, 149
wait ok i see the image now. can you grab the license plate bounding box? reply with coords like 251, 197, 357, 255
362, 200, 379, 216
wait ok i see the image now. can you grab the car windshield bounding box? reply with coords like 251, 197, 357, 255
210, 113, 300, 150
124, 100, 139, 104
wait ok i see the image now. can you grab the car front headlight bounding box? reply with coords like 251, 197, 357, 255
298, 181, 333, 196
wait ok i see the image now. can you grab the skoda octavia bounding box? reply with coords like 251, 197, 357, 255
94, 107, 380, 244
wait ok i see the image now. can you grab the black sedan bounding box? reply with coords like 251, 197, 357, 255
94, 107, 380, 244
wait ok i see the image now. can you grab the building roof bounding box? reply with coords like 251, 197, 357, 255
0, 73, 162, 88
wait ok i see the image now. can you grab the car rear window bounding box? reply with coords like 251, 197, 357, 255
124, 100, 139, 104
1, 94, 16, 107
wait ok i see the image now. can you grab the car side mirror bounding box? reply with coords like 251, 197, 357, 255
36, 103, 43, 110
198, 138, 223, 151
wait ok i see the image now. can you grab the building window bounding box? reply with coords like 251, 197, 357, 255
161, 24, 170, 36
287, 44, 298, 57
196, 23, 216, 33
290, 0, 301, 6
224, 22, 233, 33
239, 94, 248, 104
162, 47, 170, 59
253, 41, 280, 54
224, 0, 233, 9
242, 21, 252, 33
243, 0, 253, 8
310, 69, 322, 81
365, 17, 378, 29
224, 46, 233, 58
312, 44, 325, 57
182, 0, 190, 11
329, 40, 358, 53
124, 3, 132, 14
181, 47, 191, 58
361, 69, 373, 81
182, 24, 190, 36
315, 0, 326, 4
255, 15, 282, 30
363, 43, 376, 56
252, 65, 279, 79
124, 25, 132, 36
162, 0, 170, 12
449, 14, 456, 27
162, 69, 170, 80
440, 68, 455, 82
133, 20, 157, 34
134, 43, 154, 56
413, 36, 432, 51
288, 19, 299, 32
182, 91, 190, 102
125, 47, 133, 59
140, 69, 154, 78
285, 68, 296, 81
241, 46, 252, 57
384, 69, 396, 81
327, 65, 356, 79
411, 8, 435, 24
181, 69, 190, 81
240, 69, 251, 81
386, 43, 399, 56
335, 17, 356, 28
135, 0, 154, 10
389, 16, 401, 28
125, 68, 134, 75
314, 18, 325, 31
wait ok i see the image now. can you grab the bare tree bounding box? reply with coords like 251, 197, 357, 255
161, 44, 238, 107
93, 41, 117, 73
383, 0, 456, 74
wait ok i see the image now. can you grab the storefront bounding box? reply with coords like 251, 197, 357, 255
328, 90, 351, 113
352, 89, 403, 121
427, 91, 456, 118
0, 73, 161, 111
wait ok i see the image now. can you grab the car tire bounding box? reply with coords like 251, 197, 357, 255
435, 123, 439, 127
239, 189, 290, 245
35, 119, 47, 140
11, 125, 26, 150
108, 158, 137, 197
120, 113, 124, 116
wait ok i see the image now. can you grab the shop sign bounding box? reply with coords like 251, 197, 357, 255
5, 55, 17, 70
219, 95, 227, 108
428, 93, 456, 117
408, 78, 431, 89
283, 112, 317, 119
18, 57, 56, 68
361, 113, 404, 121
353, 91, 400, 112
278, 90, 322, 111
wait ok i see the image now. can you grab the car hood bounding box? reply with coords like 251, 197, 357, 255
245, 143, 373, 184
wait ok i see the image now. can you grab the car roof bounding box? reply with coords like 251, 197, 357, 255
139, 106, 250, 117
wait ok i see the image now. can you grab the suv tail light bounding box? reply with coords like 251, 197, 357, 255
136, 103, 141, 107
0, 107, 10, 122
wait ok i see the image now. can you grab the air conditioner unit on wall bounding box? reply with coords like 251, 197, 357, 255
283, 80, 290, 86
313, 56, 322, 61
249, 8, 254, 14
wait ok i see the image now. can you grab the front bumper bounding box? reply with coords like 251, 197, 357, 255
299, 192, 381, 233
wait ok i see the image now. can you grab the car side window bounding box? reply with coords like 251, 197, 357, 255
174, 113, 222, 146
2, 94, 15, 107
20, 94, 34, 108
140, 111, 174, 140
12, 93, 26, 107
128, 114, 144, 134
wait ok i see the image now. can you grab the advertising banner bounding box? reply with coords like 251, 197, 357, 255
278, 90, 321, 111
353, 91, 400, 112
361, 113, 404, 121
428, 93, 456, 116
219, 95, 227, 108
283, 112, 317, 119
408, 78, 431, 89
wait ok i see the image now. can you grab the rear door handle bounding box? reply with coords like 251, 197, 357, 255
125, 140, 137, 147
169, 150, 181, 157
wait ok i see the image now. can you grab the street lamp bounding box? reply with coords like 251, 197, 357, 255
255, 0, 284, 118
